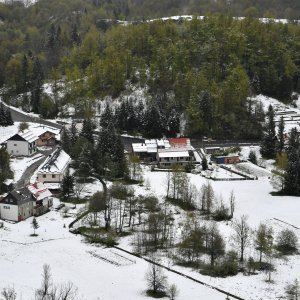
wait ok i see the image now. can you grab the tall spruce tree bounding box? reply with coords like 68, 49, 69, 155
80, 119, 94, 144
276, 116, 285, 154
31, 57, 44, 114
284, 128, 300, 195
261, 105, 276, 159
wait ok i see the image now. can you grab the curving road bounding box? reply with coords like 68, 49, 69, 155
1, 100, 63, 130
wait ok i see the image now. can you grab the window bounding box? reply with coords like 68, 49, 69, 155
52, 174, 56, 178
14, 143, 17, 146
43, 174, 46, 178
3, 206, 10, 210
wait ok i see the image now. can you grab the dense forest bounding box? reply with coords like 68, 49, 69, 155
0, 0, 299, 138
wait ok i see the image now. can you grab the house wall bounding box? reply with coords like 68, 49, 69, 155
0, 204, 19, 222
37, 172, 64, 183
18, 201, 33, 221
158, 156, 192, 168
7, 140, 37, 156
37, 132, 56, 146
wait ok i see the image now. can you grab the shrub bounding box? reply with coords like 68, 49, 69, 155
276, 229, 298, 254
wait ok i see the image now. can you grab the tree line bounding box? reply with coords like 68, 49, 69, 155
0, 6, 299, 138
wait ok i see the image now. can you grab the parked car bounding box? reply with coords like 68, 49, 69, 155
54, 203, 65, 211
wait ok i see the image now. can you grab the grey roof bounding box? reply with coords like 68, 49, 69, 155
1, 188, 32, 206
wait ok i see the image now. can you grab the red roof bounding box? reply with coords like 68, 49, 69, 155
169, 138, 189, 145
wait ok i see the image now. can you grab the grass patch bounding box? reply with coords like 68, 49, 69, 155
166, 197, 196, 211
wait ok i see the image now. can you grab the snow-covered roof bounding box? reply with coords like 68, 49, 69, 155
38, 148, 70, 174
28, 124, 61, 140
132, 139, 171, 154
8, 130, 38, 143
27, 182, 52, 201
158, 150, 190, 158
132, 143, 148, 153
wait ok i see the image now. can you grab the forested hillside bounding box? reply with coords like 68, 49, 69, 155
0, 0, 300, 138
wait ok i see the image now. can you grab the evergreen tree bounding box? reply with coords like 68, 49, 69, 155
167, 108, 180, 137
80, 119, 94, 144
4, 107, 14, 126
201, 156, 208, 171
276, 116, 285, 154
249, 150, 257, 165
261, 105, 276, 159
70, 121, 78, 146
30, 57, 44, 114
61, 127, 71, 155
143, 103, 164, 138
100, 104, 114, 128
61, 172, 74, 200
284, 128, 300, 195
0, 103, 6, 126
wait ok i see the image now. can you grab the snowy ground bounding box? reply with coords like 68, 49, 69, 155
10, 153, 44, 182
0, 200, 225, 300
139, 165, 300, 300
251, 94, 300, 133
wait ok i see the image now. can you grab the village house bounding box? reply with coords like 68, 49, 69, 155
6, 130, 38, 156
157, 149, 195, 168
132, 139, 171, 161
0, 183, 53, 222
0, 187, 33, 222
29, 125, 61, 147
27, 182, 53, 216
37, 148, 71, 188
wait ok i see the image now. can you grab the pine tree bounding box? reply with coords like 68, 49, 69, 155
61, 172, 74, 200
4, 107, 13, 126
30, 57, 44, 114
284, 128, 300, 195
100, 104, 114, 128
80, 119, 94, 144
61, 127, 71, 154
70, 121, 78, 146
261, 105, 276, 159
0, 103, 6, 126
276, 116, 285, 153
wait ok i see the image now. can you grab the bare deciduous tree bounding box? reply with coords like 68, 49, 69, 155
169, 283, 179, 300
146, 261, 167, 295
232, 215, 251, 262
1, 287, 17, 300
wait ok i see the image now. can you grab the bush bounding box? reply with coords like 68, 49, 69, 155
276, 229, 298, 254
201, 251, 238, 277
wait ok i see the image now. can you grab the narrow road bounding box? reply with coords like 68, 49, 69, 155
15, 155, 46, 189
1, 100, 63, 130
15, 147, 55, 189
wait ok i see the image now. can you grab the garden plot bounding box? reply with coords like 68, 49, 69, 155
229, 162, 271, 178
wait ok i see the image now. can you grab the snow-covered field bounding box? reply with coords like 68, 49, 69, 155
0, 200, 225, 300
2, 164, 299, 300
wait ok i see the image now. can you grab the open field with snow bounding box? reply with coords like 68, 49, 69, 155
0, 201, 225, 300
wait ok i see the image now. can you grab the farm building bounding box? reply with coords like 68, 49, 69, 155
215, 155, 240, 164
